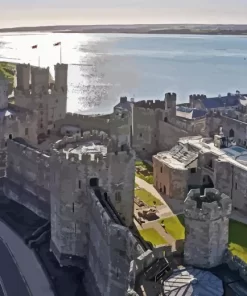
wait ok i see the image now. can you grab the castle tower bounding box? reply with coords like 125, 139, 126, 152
165, 92, 177, 110
184, 188, 232, 268
49, 131, 135, 263
0, 79, 8, 109
16, 63, 30, 91
31, 66, 49, 94
189, 94, 207, 108
54, 63, 68, 93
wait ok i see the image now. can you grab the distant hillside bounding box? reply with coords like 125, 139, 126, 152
0, 62, 16, 94
1, 24, 247, 35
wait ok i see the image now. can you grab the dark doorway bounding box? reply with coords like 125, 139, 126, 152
229, 129, 235, 138
163, 186, 166, 195
47, 129, 51, 135
202, 175, 214, 188
164, 117, 168, 122
8, 134, 12, 140
90, 178, 99, 187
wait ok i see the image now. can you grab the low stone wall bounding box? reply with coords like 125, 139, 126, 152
225, 250, 247, 282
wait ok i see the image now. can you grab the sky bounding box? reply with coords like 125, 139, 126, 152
1, 0, 247, 28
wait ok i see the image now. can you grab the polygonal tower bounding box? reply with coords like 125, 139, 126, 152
184, 188, 232, 268
49, 130, 135, 263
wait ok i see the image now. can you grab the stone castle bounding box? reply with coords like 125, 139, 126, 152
0, 62, 245, 295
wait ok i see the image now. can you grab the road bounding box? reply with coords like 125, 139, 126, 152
0, 239, 30, 296
0, 220, 54, 296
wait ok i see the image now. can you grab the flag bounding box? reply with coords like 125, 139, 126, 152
53, 42, 61, 46
32, 45, 38, 49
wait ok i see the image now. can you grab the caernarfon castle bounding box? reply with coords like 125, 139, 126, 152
0, 62, 246, 295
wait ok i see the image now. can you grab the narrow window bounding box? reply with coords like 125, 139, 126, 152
139, 133, 142, 137
160, 167, 163, 173
190, 168, 196, 174
235, 183, 238, 190
78, 180, 81, 189
25, 128, 28, 136
72, 203, 75, 213
115, 192, 121, 202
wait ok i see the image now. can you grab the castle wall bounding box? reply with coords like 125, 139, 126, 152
215, 160, 247, 215
2, 108, 38, 146
206, 113, 247, 143
86, 189, 140, 296
158, 121, 188, 151
54, 113, 111, 134
4, 139, 50, 218
132, 105, 163, 156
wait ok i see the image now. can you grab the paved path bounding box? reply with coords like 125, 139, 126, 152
142, 220, 175, 246
0, 220, 54, 296
135, 176, 184, 216
0, 239, 31, 296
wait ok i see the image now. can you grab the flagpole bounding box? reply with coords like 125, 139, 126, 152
60, 43, 62, 64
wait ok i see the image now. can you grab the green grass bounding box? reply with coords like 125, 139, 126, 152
0, 62, 15, 83
158, 215, 247, 263
135, 160, 154, 184
139, 228, 167, 246
135, 188, 163, 206
229, 219, 247, 262
159, 215, 185, 240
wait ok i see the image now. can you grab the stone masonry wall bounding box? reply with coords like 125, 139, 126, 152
158, 120, 188, 151
4, 139, 50, 218
215, 159, 247, 215
184, 188, 232, 268
87, 189, 143, 296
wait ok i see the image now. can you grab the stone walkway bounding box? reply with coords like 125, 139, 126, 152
135, 176, 184, 216
0, 220, 54, 296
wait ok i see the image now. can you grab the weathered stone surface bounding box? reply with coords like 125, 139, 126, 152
184, 188, 232, 269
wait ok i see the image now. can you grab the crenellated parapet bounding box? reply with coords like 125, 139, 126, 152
184, 188, 232, 221
189, 94, 207, 108
51, 130, 133, 166
134, 99, 166, 110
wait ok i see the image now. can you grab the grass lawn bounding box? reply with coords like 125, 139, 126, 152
159, 215, 185, 240
158, 215, 247, 263
139, 228, 167, 246
135, 188, 163, 206
135, 160, 153, 184
229, 219, 247, 262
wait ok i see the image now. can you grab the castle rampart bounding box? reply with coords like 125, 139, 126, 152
4, 139, 50, 218
184, 188, 232, 268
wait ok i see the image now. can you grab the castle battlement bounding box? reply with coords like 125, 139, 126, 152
52, 131, 133, 165
189, 94, 207, 100
184, 188, 232, 220
134, 99, 165, 109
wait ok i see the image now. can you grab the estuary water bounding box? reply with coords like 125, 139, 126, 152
0, 32, 247, 114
